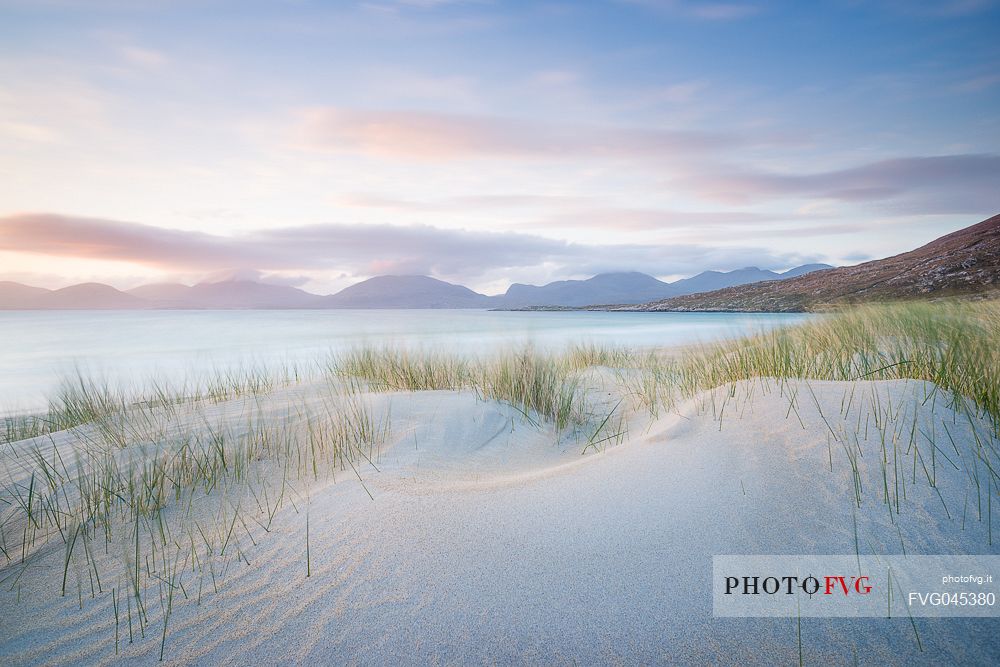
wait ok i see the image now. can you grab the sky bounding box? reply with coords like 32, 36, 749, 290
0, 0, 998, 296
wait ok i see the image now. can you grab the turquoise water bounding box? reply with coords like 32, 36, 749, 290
0, 309, 811, 412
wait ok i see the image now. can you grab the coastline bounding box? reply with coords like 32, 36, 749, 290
2, 303, 999, 664
2, 374, 997, 664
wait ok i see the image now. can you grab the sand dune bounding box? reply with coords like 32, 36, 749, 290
1, 375, 998, 665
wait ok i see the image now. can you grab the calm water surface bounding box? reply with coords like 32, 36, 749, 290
0, 309, 811, 412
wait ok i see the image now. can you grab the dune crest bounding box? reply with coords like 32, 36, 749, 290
1, 374, 997, 665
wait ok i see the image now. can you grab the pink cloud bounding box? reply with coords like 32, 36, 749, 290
335, 192, 599, 211
676, 154, 1000, 212
0, 213, 244, 267
0, 212, 815, 280
296, 107, 739, 160
532, 207, 770, 231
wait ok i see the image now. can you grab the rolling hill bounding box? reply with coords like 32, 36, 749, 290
319, 275, 496, 309
620, 214, 1000, 312
498, 265, 831, 308
502, 272, 672, 308
128, 280, 324, 309
0, 281, 50, 308
33, 283, 147, 309
0, 264, 833, 310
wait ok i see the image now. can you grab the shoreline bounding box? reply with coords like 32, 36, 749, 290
2, 302, 999, 664
2, 375, 997, 664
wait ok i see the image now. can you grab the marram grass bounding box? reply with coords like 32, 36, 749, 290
0, 374, 386, 659
1, 300, 998, 660
330, 301, 1000, 430
1, 363, 304, 446
330, 346, 587, 430
672, 301, 1000, 432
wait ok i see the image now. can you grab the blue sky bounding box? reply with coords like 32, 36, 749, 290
0, 0, 997, 294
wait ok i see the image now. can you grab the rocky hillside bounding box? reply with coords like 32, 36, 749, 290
621, 213, 1000, 312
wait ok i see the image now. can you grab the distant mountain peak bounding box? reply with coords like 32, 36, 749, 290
621, 215, 999, 312
320, 274, 495, 309
0, 264, 835, 310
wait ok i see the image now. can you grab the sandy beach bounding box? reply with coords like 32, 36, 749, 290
4, 0, 998, 661
2, 355, 998, 665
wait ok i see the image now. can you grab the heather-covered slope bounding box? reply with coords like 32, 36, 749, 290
623, 214, 1000, 312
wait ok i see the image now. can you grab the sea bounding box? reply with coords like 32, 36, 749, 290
0, 309, 811, 412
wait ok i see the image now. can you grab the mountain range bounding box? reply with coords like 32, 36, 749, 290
0, 264, 831, 310
12, 207, 995, 314
616, 213, 1000, 312
499, 265, 831, 308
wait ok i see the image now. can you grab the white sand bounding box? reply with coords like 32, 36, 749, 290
1, 376, 998, 665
